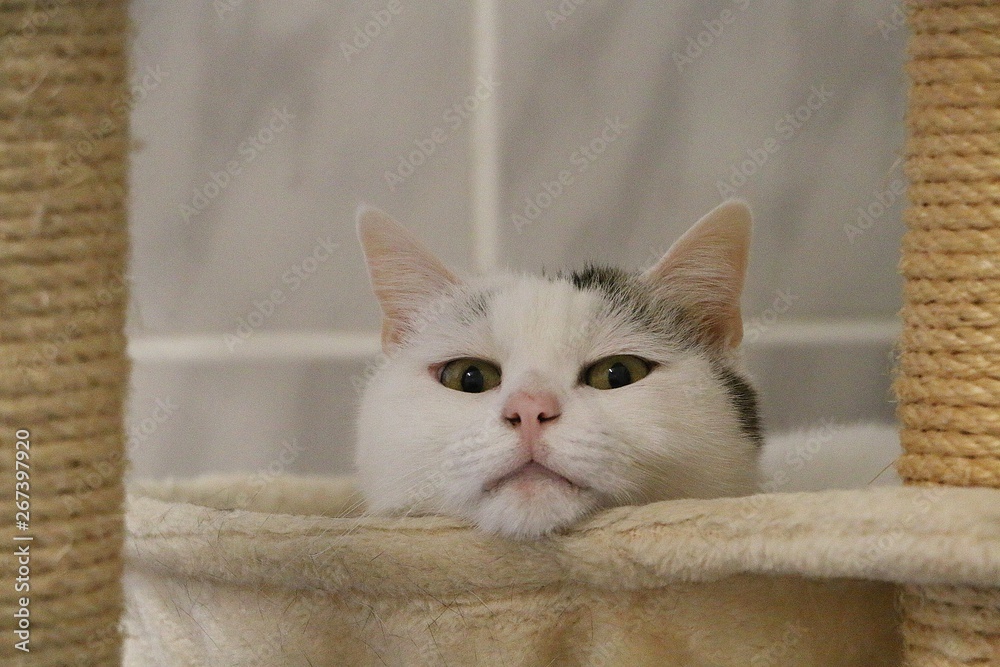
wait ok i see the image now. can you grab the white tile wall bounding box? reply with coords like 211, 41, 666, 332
126, 0, 906, 480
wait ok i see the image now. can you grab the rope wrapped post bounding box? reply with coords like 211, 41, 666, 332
0, 1, 130, 665
897, 0, 1000, 664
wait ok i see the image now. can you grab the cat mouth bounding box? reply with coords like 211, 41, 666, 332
484, 461, 582, 493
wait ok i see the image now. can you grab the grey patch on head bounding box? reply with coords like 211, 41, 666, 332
561, 264, 702, 349
565, 265, 632, 299
562, 265, 762, 445
564, 264, 763, 445
711, 362, 763, 446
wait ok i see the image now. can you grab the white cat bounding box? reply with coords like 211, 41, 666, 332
355, 201, 761, 539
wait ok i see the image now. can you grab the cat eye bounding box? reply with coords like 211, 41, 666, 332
439, 358, 502, 393
584, 355, 652, 390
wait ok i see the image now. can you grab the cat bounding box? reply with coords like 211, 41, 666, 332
355, 201, 761, 539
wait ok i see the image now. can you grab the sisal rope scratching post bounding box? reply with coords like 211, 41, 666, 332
0, 1, 130, 665
896, 0, 1000, 663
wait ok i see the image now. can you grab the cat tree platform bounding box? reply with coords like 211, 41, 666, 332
122, 476, 1000, 666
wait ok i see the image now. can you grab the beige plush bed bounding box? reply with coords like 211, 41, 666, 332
122, 476, 1000, 666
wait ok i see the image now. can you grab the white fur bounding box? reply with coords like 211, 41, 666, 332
356, 273, 759, 539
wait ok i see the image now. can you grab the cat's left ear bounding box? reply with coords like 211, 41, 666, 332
642, 200, 752, 350
357, 206, 460, 353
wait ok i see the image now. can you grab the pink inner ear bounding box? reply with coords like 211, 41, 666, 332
357, 207, 459, 352
642, 201, 752, 349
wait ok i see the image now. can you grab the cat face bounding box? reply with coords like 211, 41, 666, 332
355, 202, 761, 539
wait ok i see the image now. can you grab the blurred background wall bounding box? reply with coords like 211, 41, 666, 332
125, 1, 908, 483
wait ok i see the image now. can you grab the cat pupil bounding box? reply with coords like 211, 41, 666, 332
461, 366, 485, 393
607, 362, 631, 389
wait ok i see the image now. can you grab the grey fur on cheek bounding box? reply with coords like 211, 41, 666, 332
711, 362, 763, 446
565, 265, 762, 448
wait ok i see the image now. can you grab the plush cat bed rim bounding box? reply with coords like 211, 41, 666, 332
126, 477, 1000, 596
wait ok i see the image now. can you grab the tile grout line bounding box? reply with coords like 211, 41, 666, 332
472, 0, 500, 274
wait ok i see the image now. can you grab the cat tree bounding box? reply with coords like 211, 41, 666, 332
895, 1, 1000, 659
0, 1, 130, 666
3, 0, 998, 665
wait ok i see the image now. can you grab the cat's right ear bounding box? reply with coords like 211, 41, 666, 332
356, 206, 459, 353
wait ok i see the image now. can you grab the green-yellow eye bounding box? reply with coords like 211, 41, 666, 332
584, 355, 652, 390
439, 358, 502, 393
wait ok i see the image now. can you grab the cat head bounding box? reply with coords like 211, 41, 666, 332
355, 201, 761, 539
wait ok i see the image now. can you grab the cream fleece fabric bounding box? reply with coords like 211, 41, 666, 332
123, 476, 1000, 666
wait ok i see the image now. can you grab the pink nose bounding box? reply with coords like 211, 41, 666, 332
502, 391, 562, 439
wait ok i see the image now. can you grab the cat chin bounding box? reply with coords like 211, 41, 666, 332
467, 480, 599, 540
